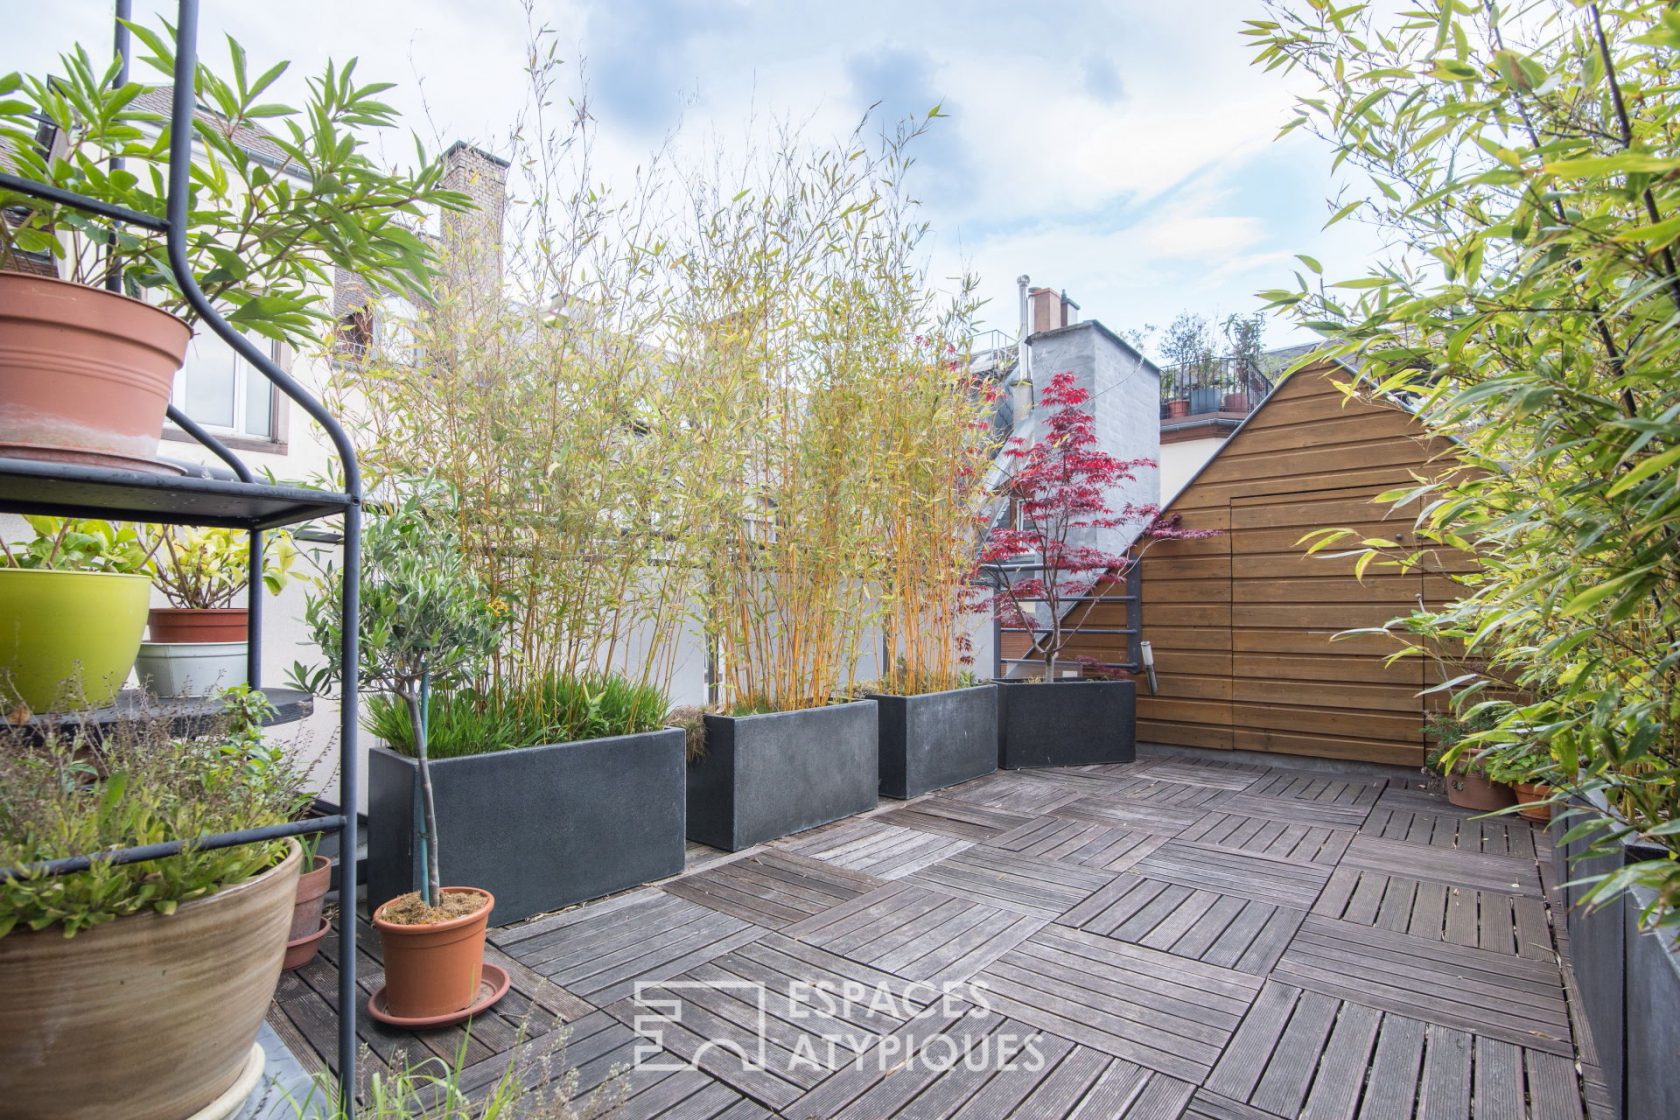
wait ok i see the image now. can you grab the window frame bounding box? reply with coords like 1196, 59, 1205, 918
162, 333, 290, 453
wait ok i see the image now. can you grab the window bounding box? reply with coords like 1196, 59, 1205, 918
171, 331, 278, 441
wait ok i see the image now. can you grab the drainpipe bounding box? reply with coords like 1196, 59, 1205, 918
1013, 275, 1033, 422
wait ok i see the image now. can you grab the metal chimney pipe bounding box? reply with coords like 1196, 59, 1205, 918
1014, 275, 1033, 419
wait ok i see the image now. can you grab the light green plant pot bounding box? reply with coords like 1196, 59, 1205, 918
0, 569, 150, 713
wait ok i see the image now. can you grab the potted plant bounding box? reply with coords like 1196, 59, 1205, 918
865, 330, 1000, 799
1480, 739, 1557, 823
0, 700, 306, 1120
1221, 311, 1265, 413
1424, 710, 1515, 812
133, 527, 295, 699
358, 671, 686, 927
0, 27, 467, 473
0, 517, 153, 716
301, 484, 504, 1019
1161, 311, 1216, 418
982, 372, 1205, 768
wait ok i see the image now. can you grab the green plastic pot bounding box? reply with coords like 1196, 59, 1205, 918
0, 569, 150, 713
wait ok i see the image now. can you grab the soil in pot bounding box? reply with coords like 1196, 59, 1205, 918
0, 272, 193, 472
1445, 766, 1516, 812
372, 887, 494, 1019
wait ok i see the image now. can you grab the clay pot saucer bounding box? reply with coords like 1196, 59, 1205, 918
282, 917, 331, 971
367, 962, 510, 1029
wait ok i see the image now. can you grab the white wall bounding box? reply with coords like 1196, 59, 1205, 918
1159, 437, 1227, 506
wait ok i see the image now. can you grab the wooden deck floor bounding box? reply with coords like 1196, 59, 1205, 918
271, 749, 1603, 1118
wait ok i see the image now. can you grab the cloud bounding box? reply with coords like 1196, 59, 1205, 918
1082, 55, 1124, 103
580, 0, 746, 131
845, 45, 975, 208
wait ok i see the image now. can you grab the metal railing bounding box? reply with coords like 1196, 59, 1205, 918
1160, 355, 1272, 414
986, 561, 1143, 678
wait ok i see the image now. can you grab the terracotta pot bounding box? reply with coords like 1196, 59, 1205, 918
1222, 391, 1251, 412
149, 607, 250, 643
1166, 399, 1190, 418
373, 887, 494, 1019
0, 841, 300, 1120
289, 854, 333, 942
0, 272, 192, 473
1514, 782, 1554, 823
283, 919, 331, 971
1445, 766, 1517, 812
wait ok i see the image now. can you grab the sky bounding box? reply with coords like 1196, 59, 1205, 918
4, 0, 1386, 356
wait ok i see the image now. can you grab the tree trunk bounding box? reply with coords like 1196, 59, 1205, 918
405, 690, 442, 905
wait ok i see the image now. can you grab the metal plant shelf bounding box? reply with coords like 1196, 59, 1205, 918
6, 687, 314, 744
0, 457, 353, 530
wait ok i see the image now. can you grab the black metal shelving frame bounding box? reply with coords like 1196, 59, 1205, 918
1, 0, 364, 1110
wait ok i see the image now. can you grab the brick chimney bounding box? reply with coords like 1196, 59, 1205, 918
439, 141, 509, 282
1028, 286, 1081, 334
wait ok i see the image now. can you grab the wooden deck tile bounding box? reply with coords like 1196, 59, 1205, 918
1122, 759, 1266, 790
976, 923, 1263, 1083
661, 849, 886, 929
1207, 791, 1374, 829
877, 796, 1037, 842
943, 770, 1087, 814
1129, 841, 1332, 910
908, 843, 1118, 918
1206, 981, 1582, 1120
505, 889, 766, 1005
1314, 865, 1554, 959
1272, 915, 1572, 1054
1244, 769, 1387, 807
784, 880, 1046, 985
988, 813, 1168, 872
1048, 793, 1204, 834
1362, 801, 1540, 859
1342, 834, 1542, 897
776, 818, 972, 880
1060, 872, 1307, 975
1097, 775, 1231, 808
1177, 811, 1352, 867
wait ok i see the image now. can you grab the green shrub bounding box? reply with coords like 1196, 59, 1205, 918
367, 672, 670, 760
0, 693, 306, 937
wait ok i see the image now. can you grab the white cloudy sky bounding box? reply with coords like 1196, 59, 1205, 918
5, 0, 1386, 354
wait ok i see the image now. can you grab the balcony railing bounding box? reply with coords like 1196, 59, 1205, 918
1160, 355, 1272, 418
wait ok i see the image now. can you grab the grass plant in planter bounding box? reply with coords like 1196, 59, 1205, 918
0, 517, 153, 715
299, 485, 504, 1021
0, 27, 466, 474
0, 699, 309, 1120
982, 372, 1209, 768
136, 526, 296, 699
362, 672, 685, 927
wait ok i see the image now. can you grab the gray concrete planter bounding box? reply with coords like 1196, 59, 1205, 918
869, 684, 997, 799
368, 729, 686, 927
996, 678, 1135, 769
1624, 882, 1680, 1120
688, 700, 878, 851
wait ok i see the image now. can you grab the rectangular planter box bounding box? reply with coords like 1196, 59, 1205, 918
1624, 883, 1680, 1120
996, 678, 1135, 769
368, 729, 686, 927
688, 700, 878, 851
870, 683, 998, 800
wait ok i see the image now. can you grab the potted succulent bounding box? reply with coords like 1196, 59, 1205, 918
0, 517, 153, 716
982, 372, 1207, 767
301, 483, 504, 1018
0, 27, 467, 474
135, 526, 295, 699
0, 696, 307, 1120
1425, 710, 1516, 812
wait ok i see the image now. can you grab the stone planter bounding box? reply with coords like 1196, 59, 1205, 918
368, 729, 686, 927
1624, 881, 1680, 1120
688, 700, 878, 851
996, 678, 1136, 769
0, 841, 300, 1120
869, 684, 997, 799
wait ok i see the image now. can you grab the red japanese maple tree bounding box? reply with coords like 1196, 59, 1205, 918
981, 370, 1213, 678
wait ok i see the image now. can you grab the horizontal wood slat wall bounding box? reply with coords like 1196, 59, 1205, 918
1051, 361, 1466, 767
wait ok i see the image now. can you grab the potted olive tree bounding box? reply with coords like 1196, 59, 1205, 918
301, 484, 504, 1021
0, 25, 464, 474
0, 698, 308, 1120
135, 527, 296, 698
0, 517, 153, 716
